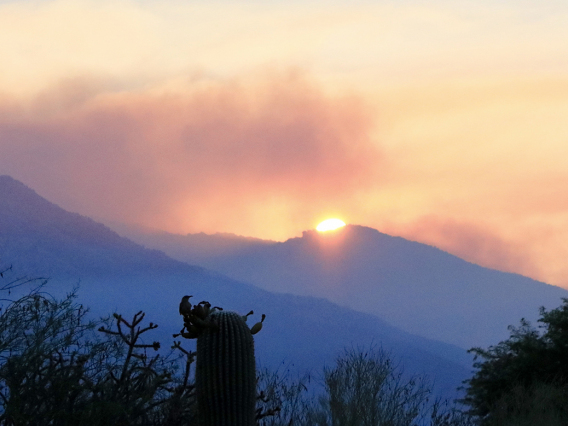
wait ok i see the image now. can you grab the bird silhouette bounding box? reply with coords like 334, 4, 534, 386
179, 295, 193, 316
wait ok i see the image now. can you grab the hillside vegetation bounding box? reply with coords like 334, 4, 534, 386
2, 264, 568, 425
0, 266, 473, 426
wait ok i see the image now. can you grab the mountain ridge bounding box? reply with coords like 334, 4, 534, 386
0, 175, 200, 278
119, 222, 568, 349
0, 175, 471, 398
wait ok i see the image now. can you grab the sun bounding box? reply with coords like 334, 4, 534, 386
316, 218, 346, 232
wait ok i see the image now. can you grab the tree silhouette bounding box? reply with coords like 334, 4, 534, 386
464, 298, 568, 424
0, 285, 187, 425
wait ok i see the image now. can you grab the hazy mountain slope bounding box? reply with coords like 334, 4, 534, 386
0, 175, 470, 398
121, 224, 568, 349
0, 175, 195, 279
72, 271, 471, 398
112, 221, 276, 266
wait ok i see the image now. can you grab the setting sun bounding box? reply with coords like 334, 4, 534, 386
316, 218, 346, 232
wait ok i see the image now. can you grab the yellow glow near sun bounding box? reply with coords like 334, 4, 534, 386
316, 218, 346, 232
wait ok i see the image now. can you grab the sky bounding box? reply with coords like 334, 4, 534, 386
1, 0, 568, 287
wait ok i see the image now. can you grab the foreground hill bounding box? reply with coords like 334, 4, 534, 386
0, 175, 469, 398
119, 224, 568, 349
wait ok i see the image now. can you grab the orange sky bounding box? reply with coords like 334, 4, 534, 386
1, 0, 568, 287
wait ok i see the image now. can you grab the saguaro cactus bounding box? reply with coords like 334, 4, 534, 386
196, 311, 256, 425
176, 298, 265, 426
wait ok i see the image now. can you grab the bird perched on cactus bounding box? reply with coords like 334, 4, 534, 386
179, 295, 192, 316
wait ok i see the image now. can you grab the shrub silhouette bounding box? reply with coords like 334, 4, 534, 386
0, 266, 473, 425
301, 347, 473, 426
464, 298, 568, 425
0, 282, 188, 425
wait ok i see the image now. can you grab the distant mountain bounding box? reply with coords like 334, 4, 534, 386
111, 221, 276, 265
119, 224, 568, 349
0, 175, 470, 398
0, 175, 195, 279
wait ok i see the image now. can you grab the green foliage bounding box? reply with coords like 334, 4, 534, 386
463, 298, 568, 424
